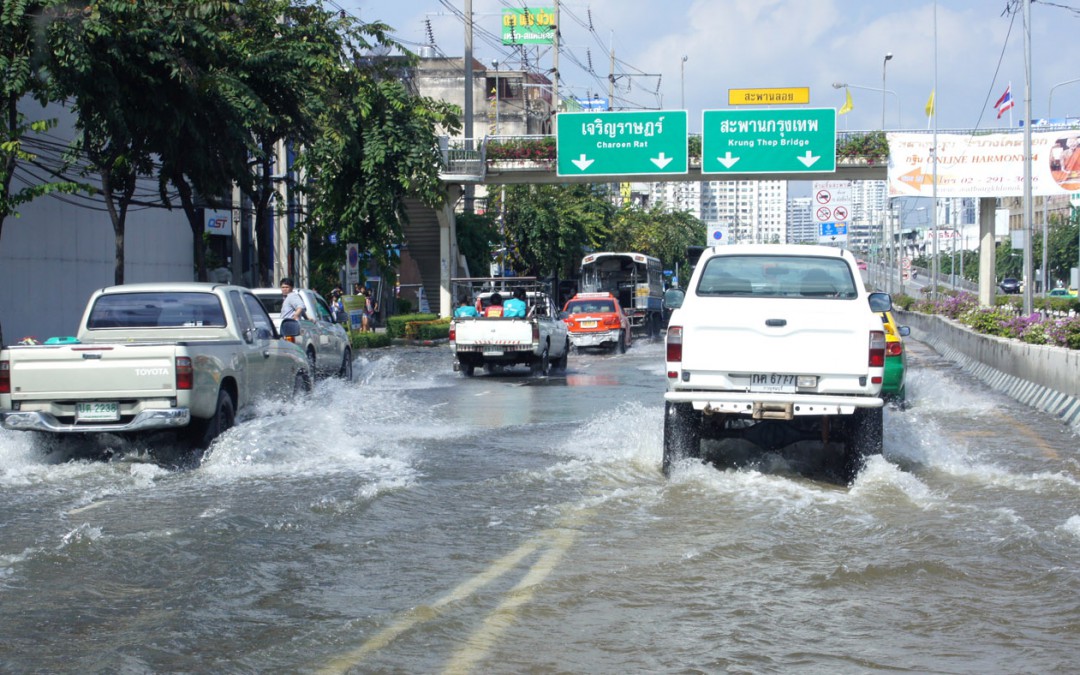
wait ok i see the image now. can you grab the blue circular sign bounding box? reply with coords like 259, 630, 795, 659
712, 230, 723, 241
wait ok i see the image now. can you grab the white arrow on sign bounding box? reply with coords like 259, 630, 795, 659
571, 154, 595, 171
797, 151, 820, 168
716, 152, 740, 169
650, 152, 673, 170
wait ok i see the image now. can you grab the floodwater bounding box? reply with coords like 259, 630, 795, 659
1, 338, 1077, 673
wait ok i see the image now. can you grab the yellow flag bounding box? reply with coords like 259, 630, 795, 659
838, 88, 853, 115
925, 90, 935, 118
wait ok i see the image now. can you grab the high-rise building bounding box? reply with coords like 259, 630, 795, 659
646, 179, 788, 245
787, 197, 815, 243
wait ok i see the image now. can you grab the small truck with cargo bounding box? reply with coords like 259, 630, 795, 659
0, 283, 312, 449
449, 279, 570, 376
662, 244, 891, 482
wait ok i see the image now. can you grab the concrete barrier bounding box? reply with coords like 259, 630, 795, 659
896, 309, 1080, 430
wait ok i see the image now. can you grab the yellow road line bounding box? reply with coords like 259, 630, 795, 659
442, 526, 580, 675
317, 537, 543, 674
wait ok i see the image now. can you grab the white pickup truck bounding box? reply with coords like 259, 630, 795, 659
662, 244, 890, 482
449, 289, 570, 376
0, 283, 312, 448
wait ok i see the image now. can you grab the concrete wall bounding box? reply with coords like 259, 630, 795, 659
897, 309, 1080, 430
0, 103, 193, 344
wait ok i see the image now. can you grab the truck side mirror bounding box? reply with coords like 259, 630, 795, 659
279, 318, 302, 339
664, 289, 685, 310
868, 292, 892, 313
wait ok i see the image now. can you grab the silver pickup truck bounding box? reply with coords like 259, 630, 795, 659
662, 244, 890, 482
0, 283, 312, 448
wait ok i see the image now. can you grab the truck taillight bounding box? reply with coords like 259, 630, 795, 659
886, 341, 903, 357
869, 331, 886, 367
176, 356, 193, 390
448, 321, 456, 342
667, 326, 683, 363
532, 322, 540, 346
0, 360, 9, 394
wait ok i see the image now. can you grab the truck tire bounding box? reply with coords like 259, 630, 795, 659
293, 370, 312, 395
306, 348, 318, 379
186, 389, 235, 449
842, 407, 884, 483
338, 348, 353, 381
663, 401, 702, 476
461, 362, 475, 377
553, 339, 569, 371
617, 330, 627, 354
530, 347, 550, 376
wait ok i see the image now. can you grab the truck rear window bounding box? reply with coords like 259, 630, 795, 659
87, 292, 227, 329
696, 255, 858, 299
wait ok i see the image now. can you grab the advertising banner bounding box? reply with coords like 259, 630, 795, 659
888, 131, 1080, 198
502, 7, 554, 44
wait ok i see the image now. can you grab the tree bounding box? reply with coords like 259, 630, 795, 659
300, 46, 460, 273
607, 204, 703, 280
500, 183, 613, 279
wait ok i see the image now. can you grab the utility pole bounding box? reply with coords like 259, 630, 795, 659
1022, 0, 1034, 314
463, 0, 474, 213
552, 0, 559, 114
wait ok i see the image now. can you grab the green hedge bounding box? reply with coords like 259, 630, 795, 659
350, 331, 392, 350
386, 313, 438, 338
405, 317, 451, 340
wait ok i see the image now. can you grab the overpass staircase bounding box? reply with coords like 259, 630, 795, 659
401, 197, 446, 316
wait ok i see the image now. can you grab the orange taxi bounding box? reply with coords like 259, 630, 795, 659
561, 292, 632, 353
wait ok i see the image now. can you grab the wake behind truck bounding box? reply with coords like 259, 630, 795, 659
579, 252, 665, 337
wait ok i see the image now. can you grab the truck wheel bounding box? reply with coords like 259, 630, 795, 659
618, 330, 627, 354
338, 348, 353, 381
553, 339, 569, 371
663, 401, 702, 476
461, 362, 475, 377
307, 348, 318, 379
186, 389, 235, 449
530, 347, 550, 376
293, 370, 312, 395
841, 407, 884, 483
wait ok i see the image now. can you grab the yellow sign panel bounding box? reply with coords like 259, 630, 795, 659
728, 87, 810, 106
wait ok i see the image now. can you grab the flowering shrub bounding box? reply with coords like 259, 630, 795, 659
486, 137, 556, 161
836, 131, 889, 165
914, 289, 1080, 349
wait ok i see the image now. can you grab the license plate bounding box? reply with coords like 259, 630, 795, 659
77, 402, 119, 422
483, 346, 504, 356
580, 321, 597, 328
750, 373, 797, 393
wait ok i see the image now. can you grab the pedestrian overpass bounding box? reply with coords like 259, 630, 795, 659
403, 133, 998, 316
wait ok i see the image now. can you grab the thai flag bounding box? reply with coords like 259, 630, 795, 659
995, 86, 1014, 118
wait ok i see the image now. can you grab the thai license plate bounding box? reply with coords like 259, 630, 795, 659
580, 321, 598, 328
750, 373, 797, 393
77, 402, 119, 422
483, 346, 504, 355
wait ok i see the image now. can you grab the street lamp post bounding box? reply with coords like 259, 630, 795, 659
680, 55, 688, 109
832, 82, 901, 128
882, 53, 893, 130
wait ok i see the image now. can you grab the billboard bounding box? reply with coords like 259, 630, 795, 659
889, 131, 1080, 198
502, 7, 555, 45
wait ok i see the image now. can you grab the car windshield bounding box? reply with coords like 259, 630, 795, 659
696, 254, 858, 299
567, 300, 615, 313
87, 292, 227, 329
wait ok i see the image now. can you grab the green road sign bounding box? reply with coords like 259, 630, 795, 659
557, 111, 687, 177
701, 108, 836, 174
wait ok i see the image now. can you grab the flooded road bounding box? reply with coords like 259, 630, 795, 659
1, 338, 1078, 673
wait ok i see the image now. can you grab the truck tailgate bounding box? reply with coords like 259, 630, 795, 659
454, 318, 535, 346
681, 299, 872, 376
7, 344, 178, 400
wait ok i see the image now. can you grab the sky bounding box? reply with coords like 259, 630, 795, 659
336, 0, 1080, 134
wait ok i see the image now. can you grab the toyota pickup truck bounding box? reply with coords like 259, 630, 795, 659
0, 283, 312, 448
449, 284, 570, 376
662, 244, 890, 482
